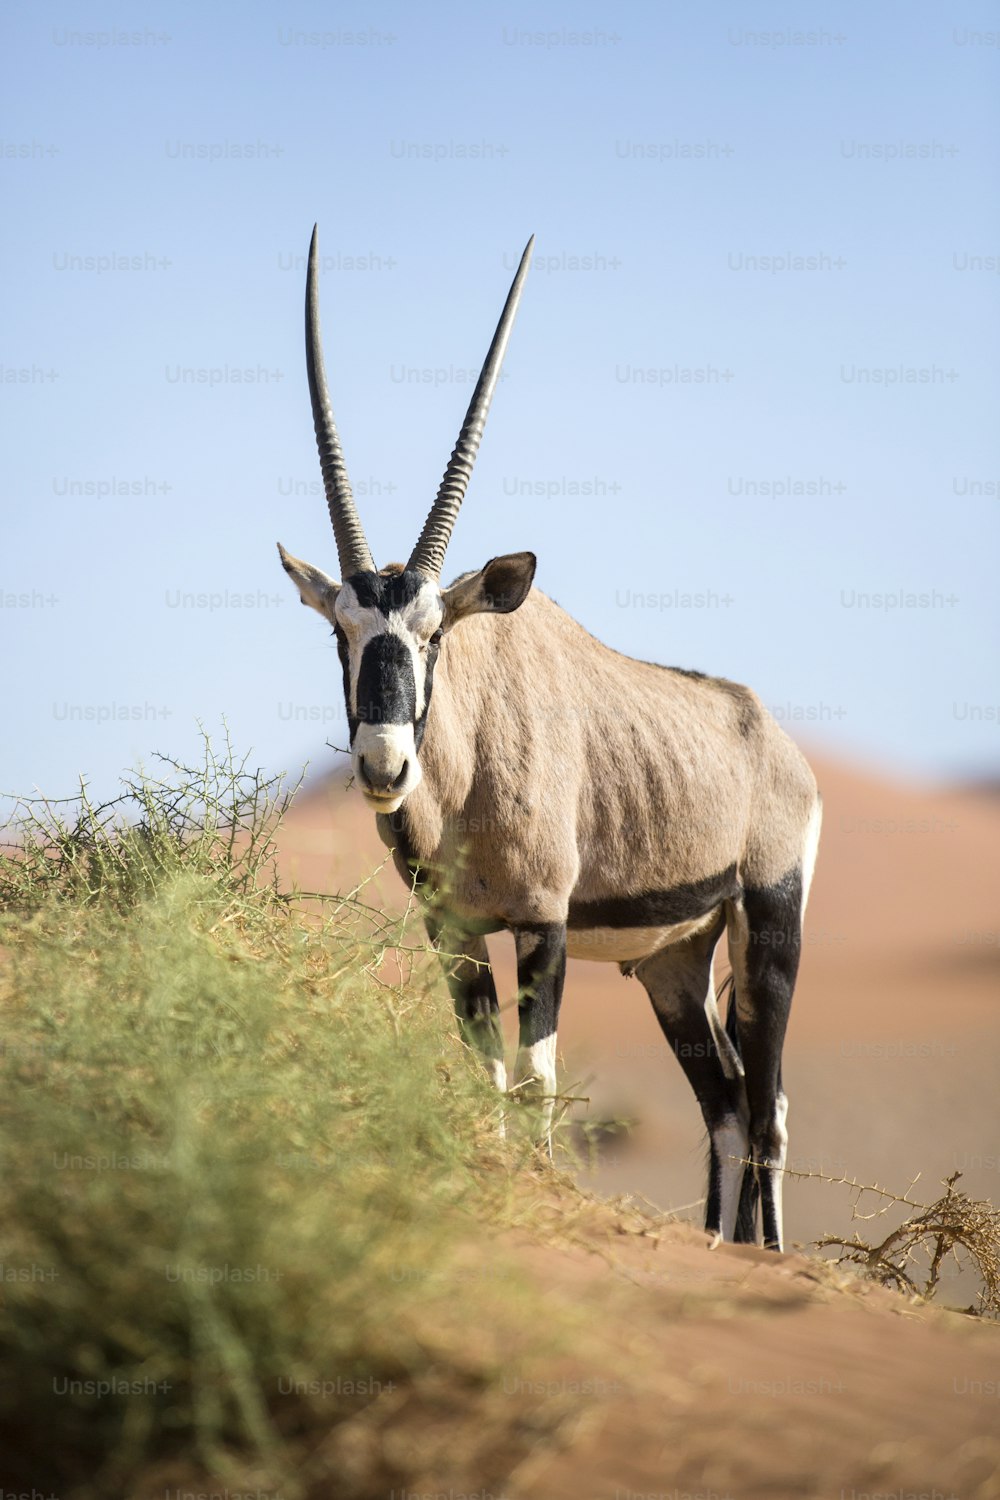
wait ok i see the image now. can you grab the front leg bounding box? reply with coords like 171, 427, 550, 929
426, 917, 507, 1092
512, 922, 566, 1152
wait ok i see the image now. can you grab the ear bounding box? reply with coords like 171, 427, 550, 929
277, 542, 340, 622
441, 551, 536, 627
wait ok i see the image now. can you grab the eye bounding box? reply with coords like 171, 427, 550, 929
416, 624, 443, 654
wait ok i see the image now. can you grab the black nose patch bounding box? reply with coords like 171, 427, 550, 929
356, 634, 416, 726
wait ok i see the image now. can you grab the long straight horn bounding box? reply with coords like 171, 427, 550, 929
407, 236, 534, 579
306, 225, 375, 578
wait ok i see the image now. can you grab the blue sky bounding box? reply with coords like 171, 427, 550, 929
3, 0, 998, 806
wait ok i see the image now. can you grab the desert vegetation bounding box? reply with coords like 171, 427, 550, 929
0, 737, 586, 1495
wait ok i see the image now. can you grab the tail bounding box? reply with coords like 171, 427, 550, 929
722, 972, 759, 1244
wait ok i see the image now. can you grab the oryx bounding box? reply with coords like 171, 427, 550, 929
278, 228, 821, 1250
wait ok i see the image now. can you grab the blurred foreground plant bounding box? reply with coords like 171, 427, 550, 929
0, 731, 556, 1498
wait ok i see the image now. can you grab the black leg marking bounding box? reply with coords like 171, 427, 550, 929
726, 870, 803, 1250
512, 922, 567, 1148
424, 914, 506, 1088
724, 990, 760, 1243
635, 915, 750, 1242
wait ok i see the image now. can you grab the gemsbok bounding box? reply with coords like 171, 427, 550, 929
278, 227, 822, 1250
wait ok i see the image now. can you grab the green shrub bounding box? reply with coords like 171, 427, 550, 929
0, 736, 545, 1497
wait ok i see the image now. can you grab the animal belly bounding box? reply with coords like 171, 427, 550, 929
565, 910, 721, 964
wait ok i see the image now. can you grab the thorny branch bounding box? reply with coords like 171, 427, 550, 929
778, 1166, 1000, 1317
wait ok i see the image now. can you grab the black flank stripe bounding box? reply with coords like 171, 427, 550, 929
568, 865, 740, 930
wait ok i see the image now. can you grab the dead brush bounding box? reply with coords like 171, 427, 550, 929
781, 1165, 1000, 1317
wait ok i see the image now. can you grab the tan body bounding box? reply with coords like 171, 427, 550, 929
391, 587, 818, 949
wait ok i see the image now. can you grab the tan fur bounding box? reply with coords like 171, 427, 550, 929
393, 587, 819, 940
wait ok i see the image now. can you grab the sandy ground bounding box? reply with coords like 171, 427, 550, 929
500, 1208, 1000, 1500
131, 1198, 1000, 1499
272, 745, 1000, 1309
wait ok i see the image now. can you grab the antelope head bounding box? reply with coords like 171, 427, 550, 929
278, 228, 536, 812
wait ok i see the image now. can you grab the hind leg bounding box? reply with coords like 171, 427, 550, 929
635, 917, 750, 1243
726, 876, 804, 1251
